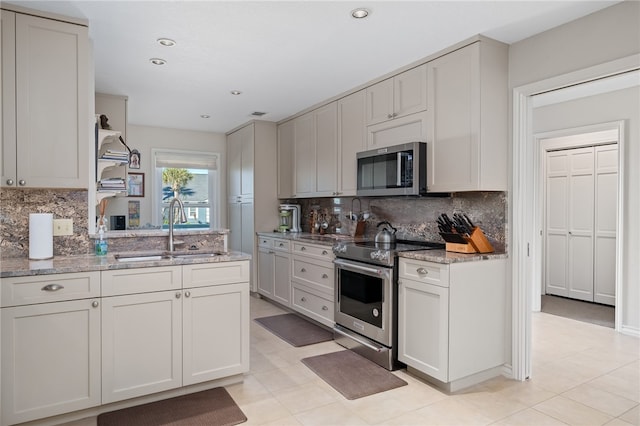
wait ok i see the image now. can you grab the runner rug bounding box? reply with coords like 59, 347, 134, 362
254, 313, 333, 347
97, 387, 247, 426
301, 350, 408, 400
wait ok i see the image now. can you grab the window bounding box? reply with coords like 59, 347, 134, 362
152, 149, 220, 230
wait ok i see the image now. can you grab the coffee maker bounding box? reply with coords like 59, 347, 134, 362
278, 204, 301, 233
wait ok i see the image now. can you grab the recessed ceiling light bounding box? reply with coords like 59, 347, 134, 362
157, 38, 176, 47
200, 114, 211, 119
149, 58, 166, 65
230, 90, 242, 95
351, 8, 370, 19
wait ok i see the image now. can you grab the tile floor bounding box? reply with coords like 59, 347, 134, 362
66, 295, 639, 426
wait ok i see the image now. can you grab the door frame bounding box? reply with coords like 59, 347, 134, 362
536, 124, 622, 309
510, 54, 638, 381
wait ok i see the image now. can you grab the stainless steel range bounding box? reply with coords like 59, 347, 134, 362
332, 239, 444, 370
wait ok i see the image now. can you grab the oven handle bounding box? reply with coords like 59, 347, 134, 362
334, 259, 390, 278
334, 326, 383, 353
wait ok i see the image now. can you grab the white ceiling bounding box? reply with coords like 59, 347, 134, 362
6, 1, 620, 133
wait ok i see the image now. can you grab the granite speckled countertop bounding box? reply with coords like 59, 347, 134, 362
257, 232, 507, 264
0, 250, 250, 278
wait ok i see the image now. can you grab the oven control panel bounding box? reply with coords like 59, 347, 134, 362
370, 250, 390, 263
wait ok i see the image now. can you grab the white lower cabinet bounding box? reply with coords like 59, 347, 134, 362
257, 236, 291, 306
398, 258, 506, 390
1, 273, 101, 426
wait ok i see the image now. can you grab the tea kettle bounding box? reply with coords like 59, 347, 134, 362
375, 221, 397, 244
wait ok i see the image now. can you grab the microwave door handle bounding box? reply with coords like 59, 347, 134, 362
397, 152, 402, 187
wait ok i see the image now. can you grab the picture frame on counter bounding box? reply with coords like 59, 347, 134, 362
127, 172, 144, 197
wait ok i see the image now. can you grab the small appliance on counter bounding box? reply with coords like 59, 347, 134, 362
278, 204, 301, 233
437, 212, 494, 253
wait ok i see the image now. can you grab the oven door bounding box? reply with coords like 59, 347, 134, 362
334, 258, 393, 347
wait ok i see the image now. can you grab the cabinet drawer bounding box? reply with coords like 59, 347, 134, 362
102, 266, 181, 296
183, 260, 250, 288
291, 257, 334, 294
292, 242, 334, 261
291, 284, 334, 327
272, 239, 290, 252
399, 259, 449, 288
258, 237, 273, 248
1, 271, 100, 307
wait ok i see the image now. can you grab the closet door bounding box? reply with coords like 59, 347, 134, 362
545, 151, 570, 297
593, 145, 618, 305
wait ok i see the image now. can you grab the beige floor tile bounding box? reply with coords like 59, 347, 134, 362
414, 397, 494, 425
590, 372, 640, 403
619, 404, 640, 425
239, 396, 294, 425
603, 418, 636, 426
457, 389, 529, 422
294, 401, 369, 426
534, 395, 613, 425
258, 415, 303, 426
226, 374, 272, 405
253, 361, 317, 393
562, 383, 638, 417
377, 410, 441, 426
492, 407, 569, 425
494, 380, 557, 406
273, 382, 338, 414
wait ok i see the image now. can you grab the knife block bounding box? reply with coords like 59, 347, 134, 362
464, 227, 494, 253
442, 227, 494, 254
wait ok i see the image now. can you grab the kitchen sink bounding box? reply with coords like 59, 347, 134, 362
114, 253, 170, 262
169, 251, 223, 259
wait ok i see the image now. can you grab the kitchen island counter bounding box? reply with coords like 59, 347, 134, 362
0, 251, 251, 278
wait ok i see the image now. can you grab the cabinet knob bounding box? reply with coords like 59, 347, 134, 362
42, 284, 64, 292
279, 243, 284, 247
18, 179, 26, 186
301, 297, 307, 302
322, 250, 328, 255
92, 301, 99, 308
6, 179, 14, 186
185, 291, 191, 298
416, 268, 428, 275
301, 268, 307, 273
175, 292, 182, 299
392, 112, 398, 118
300, 246, 306, 251
322, 274, 329, 279
322, 305, 328, 311
387, 113, 393, 119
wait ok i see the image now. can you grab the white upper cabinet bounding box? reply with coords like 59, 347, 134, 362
1, 10, 89, 188
366, 64, 427, 126
227, 123, 254, 198
291, 102, 339, 198
426, 39, 508, 192
277, 119, 295, 199
337, 90, 367, 196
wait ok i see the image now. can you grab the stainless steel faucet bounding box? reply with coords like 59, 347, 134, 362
168, 197, 187, 252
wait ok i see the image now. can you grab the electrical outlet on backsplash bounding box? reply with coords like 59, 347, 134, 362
284, 192, 507, 251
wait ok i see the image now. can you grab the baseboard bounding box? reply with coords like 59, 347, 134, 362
620, 324, 640, 338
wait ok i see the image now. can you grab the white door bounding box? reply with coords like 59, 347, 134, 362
101, 291, 183, 403
182, 283, 250, 385
544, 144, 617, 305
594, 145, 618, 305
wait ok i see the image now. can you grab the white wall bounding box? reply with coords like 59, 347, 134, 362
105, 125, 227, 227
509, 1, 640, 336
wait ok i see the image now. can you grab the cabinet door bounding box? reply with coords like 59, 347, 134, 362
427, 43, 480, 192
257, 247, 274, 297
397, 278, 449, 383
228, 200, 242, 251
101, 291, 183, 403
366, 77, 394, 125
315, 102, 338, 196
273, 251, 291, 305
227, 129, 242, 197
277, 119, 295, 198
294, 112, 316, 196
15, 14, 89, 188
394, 64, 427, 119
1, 10, 17, 188
182, 283, 250, 385
338, 90, 366, 196
240, 124, 255, 197
1, 299, 101, 425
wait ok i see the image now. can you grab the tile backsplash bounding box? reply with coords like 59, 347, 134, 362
285, 192, 507, 251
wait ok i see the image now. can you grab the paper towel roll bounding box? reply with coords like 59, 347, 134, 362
29, 213, 53, 260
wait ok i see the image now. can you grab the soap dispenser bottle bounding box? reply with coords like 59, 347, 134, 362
95, 228, 108, 256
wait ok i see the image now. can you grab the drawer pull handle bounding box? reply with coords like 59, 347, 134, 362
42, 284, 64, 292
279, 243, 284, 247
301, 268, 307, 273
92, 301, 99, 308
322, 274, 329, 279
185, 291, 191, 298
301, 297, 307, 302
175, 292, 182, 299
416, 268, 428, 275
322, 305, 328, 311
322, 250, 328, 255
300, 246, 306, 251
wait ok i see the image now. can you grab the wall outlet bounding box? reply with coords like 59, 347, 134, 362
53, 219, 73, 236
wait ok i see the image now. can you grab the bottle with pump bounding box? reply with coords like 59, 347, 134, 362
95, 227, 108, 256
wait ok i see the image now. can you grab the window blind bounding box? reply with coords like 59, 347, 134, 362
154, 151, 218, 170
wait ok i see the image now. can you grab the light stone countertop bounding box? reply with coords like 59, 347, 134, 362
0, 250, 250, 278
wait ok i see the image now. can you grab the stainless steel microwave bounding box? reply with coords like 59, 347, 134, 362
356, 142, 427, 197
